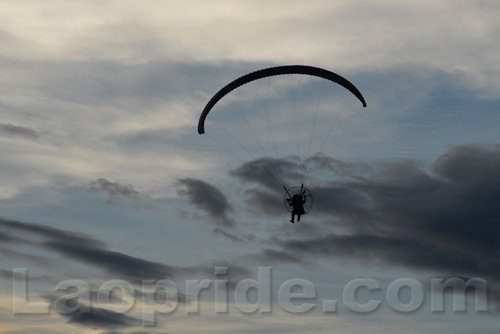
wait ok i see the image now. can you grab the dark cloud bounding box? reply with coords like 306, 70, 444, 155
42, 239, 180, 281
211, 226, 256, 243
236, 145, 500, 304
230, 156, 305, 190
305, 153, 374, 179
62, 305, 142, 330
0, 123, 39, 139
0, 216, 255, 328
0, 269, 12, 279
0, 245, 54, 267
0, 217, 105, 249
0, 215, 252, 312
89, 178, 147, 205
239, 188, 283, 217
246, 248, 311, 268
0, 230, 19, 242
229, 155, 377, 222
275, 233, 487, 275
102, 332, 171, 334
176, 178, 235, 228
0, 217, 210, 282
229, 156, 313, 219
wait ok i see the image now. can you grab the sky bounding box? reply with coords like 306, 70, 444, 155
0, 0, 499, 333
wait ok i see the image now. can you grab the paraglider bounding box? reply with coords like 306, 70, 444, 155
284, 184, 310, 223
198, 65, 366, 134
199, 65, 366, 222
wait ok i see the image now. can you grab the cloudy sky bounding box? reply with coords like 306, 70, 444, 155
1, 1, 499, 333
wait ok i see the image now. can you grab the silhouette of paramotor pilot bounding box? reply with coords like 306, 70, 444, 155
287, 193, 306, 223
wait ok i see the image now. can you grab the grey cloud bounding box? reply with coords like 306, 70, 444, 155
89, 178, 146, 205
176, 178, 235, 228
0, 217, 208, 282
0, 230, 19, 242
304, 153, 374, 179
62, 305, 142, 330
0, 123, 40, 139
2, 217, 254, 327
212, 226, 256, 243
434, 143, 500, 182
103, 333, 171, 334
247, 248, 311, 268
24, 59, 264, 107
239, 188, 283, 217
0, 269, 12, 279
237, 144, 500, 299
42, 239, 185, 281
229, 156, 314, 218
229, 156, 373, 223
0, 217, 105, 249
0, 245, 54, 267
103, 332, 171, 334
230, 156, 305, 190
276, 233, 486, 275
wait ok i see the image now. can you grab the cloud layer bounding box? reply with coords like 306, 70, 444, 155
227, 145, 500, 305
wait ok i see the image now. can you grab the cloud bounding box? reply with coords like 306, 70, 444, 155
1, 217, 203, 281
0, 269, 13, 279
103, 333, 171, 334
88, 178, 148, 205
1, 216, 253, 303
176, 178, 235, 228
0, 217, 106, 249
62, 305, 142, 330
229, 155, 374, 221
0, 123, 40, 139
102, 332, 171, 334
211, 226, 256, 243
0, 245, 55, 268
43, 239, 180, 281
230, 156, 304, 190
0, 230, 19, 242
236, 144, 500, 301
229, 157, 314, 217
19, 0, 495, 96
2, 216, 255, 329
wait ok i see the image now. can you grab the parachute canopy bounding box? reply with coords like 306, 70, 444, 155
198, 65, 366, 134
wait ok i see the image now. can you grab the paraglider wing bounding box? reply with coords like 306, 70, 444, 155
198, 65, 367, 134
